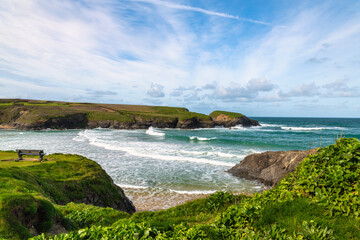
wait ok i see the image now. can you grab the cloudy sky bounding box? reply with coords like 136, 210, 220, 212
0, 0, 360, 117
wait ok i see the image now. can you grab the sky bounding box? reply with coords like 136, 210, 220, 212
0, 0, 360, 117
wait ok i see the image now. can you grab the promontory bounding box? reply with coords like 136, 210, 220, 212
0, 99, 259, 130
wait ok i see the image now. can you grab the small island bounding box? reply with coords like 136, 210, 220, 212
0, 99, 259, 130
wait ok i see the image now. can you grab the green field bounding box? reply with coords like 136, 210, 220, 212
209, 110, 244, 119
0, 152, 133, 239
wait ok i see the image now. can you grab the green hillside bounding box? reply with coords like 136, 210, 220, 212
209, 110, 245, 119
0, 152, 134, 239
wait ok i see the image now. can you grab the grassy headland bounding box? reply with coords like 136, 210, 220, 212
1, 138, 360, 239
0, 99, 258, 130
0, 152, 134, 239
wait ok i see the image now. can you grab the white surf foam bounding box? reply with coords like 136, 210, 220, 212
189, 136, 217, 141
180, 150, 243, 159
117, 184, 148, 189
281, 126, 324, 131
88, 139, 235, 167
281, 126, 347, 131
146, 127, 165, 137
72, 131, 87, 142
169, 189, 217, 195
259, 123, 283, 128
231, 125, 261, 130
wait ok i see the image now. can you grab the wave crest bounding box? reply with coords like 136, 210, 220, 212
189, 136, 217, 141
146, 127, 165, 137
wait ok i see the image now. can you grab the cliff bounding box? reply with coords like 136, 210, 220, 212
0, 99, 258, 130
0, 151, 135, 239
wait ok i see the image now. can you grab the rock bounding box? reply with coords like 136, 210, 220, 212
176, 117, 215, 129
227, 148, 318, 186
210, 111, 260, 128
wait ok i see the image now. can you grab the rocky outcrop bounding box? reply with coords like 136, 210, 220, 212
210, 111, 260, 128
227, 149, 318, 186
213, 114, 260, 128
176, 117, 215, 129
87, 118, 179, 129
22, 113, 88, 130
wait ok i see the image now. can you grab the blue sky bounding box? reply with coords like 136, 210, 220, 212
0, 0, 359, 117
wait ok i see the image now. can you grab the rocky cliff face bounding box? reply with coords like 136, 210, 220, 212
227, 149, 317, 186
212, 114, 260, 128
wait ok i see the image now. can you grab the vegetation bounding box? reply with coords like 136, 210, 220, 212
0, 152, 132, 239
210, 110, 244, 119
2, 138, 360, 239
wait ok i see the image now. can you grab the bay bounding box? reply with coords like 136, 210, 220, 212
1, 117, 359, 210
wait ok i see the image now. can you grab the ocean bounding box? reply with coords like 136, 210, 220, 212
1, 117, 359, 210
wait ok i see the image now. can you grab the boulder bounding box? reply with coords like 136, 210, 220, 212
227, 148, 318, 186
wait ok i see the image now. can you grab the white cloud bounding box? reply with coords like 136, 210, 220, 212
246, 78, 275, 92
279, 82, 320, 97
132, 0, 271, 25
147, 83, 165, 98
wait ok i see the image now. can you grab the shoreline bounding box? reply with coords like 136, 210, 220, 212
122, 186, 260, 212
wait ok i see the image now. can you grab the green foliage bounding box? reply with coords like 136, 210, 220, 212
277, 137, 360, 217
210, 110, 244, 119
35, 199, 56, 233
0, 152, 132, 239
58, 203, 129, 228
34, 222, 162, 240
0, 194, 61, 239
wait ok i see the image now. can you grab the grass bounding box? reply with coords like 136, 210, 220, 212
253, 197, 360, 239
0, 152, 133, 239
58, 203, 130, 229
210, 110, 244, 119
87, 111, 135, 122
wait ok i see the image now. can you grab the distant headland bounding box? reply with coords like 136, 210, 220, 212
0, 99, 259, 130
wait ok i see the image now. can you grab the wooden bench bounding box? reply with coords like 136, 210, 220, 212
16, 149, 45, 162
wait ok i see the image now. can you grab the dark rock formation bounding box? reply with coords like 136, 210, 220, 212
44, 113, 88, 129
227, 148, 318, 186
212, 114, 260, 128
176, 117, 216, 129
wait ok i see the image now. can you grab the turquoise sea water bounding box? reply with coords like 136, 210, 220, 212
1, 117, 359, 210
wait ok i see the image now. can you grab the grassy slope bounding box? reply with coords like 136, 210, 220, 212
0, 152, 130, 239
0, 99, 210, 126
30, 138, 360, 240
209, 110, 244, 119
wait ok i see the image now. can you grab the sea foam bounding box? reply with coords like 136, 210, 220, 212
189, 136, 217, 141
146, 127, 165, 137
